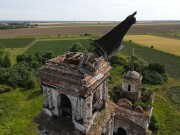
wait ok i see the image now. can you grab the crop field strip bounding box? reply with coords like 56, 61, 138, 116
0, 37, 35, 48
0, 23, 180, 37
121, 41, 180, 79
124, 35, 180, 56
25, 38, 91, 55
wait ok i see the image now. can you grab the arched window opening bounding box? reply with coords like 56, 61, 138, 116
128, 84, 131, 92
117, 127, 127, 135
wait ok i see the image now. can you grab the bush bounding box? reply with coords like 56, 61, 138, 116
109, 55, 126, 66
129, 40, 132, 42
133, 100, 148, 110
149, 115, 159, 132
0, 51, 11, 68
43, 51, 55, 59
151, 45, 154, 48
148, 63, 165, 74
0, 85, 12, 94
123, 56, 167, 85
141, 89, 153, 103
30, 61, 40, 69
26, 78, 36, 89
69, 42, 85, 52
3, 53, 11, 68
142, 70, 164, 85
0, 62, 35, 89
16, 54, 26, 63
123, 55, 147, 73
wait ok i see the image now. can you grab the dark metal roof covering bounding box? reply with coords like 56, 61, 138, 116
93, 12, 137, 59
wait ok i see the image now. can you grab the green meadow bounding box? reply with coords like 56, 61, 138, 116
25, 37, 91, 55
0, 37, 35, 48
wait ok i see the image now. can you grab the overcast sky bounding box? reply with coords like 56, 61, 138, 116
1, 0, 180, 21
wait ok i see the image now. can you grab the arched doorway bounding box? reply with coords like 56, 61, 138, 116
61, 94, 72, 118
117, 127, 127, 135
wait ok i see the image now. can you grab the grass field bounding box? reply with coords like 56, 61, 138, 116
0, 37, 36, 64
25, 38, 91, 55
121, 41, 180, 79
152, 79, 180, 135
0, 87, 43, 135
0, 37, 35, 48
124, 35, 180, 56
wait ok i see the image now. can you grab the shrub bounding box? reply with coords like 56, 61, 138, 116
43, 51, 55, 59
109, 55, 126, 66
133, 100, 148, 110
0, 62, 34, 89
16, 54, 26, 63
0, 85, 12, 94
151, 45, 154, 48
148, 63, 165, 74
69, 42, 85, 52
26, 78, 36, 89
149, 115, 159, 132
30, 61, 40, 69
142, 70, 164, 85
129, 40, 132, 42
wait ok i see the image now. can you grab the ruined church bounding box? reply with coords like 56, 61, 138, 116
36, 12, 153, 135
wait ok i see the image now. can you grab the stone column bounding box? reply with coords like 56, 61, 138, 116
43, 90, 48, 108
83, 94, 93, 127
102, 79, 108, 108
47, 89, 53, 110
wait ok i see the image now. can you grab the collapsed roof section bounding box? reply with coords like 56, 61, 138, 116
37, 52, 111, 98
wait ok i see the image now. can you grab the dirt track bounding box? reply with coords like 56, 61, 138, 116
0, 24, 180, 37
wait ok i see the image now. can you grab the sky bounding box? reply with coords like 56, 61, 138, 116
0, 0, 180, 21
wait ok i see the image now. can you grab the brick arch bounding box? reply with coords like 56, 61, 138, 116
114, 115, 146, 135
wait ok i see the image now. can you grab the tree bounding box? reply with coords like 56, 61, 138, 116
35, 52, 45, 64
142, 70, 164, 85
16, 54, 26, 63
149, 115, 159, 132
0, 44, 5, 67
26, 78, 36, 89
25, 54, 36, 62
43, 51, 55, 59
3, 53, 11, 68
148, 63, 165, 74
69, 42, 85, 52
109, 55, 126, 66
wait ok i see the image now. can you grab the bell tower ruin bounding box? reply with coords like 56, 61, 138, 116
37, 52, 111, 133
34, 12, 153, 135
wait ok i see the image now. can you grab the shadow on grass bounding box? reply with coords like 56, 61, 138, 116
26, 90, 42, 100
34, 112, 77, 134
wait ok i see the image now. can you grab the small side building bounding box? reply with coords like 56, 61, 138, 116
114, 70, 153, 135
121, 71, 142, 102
